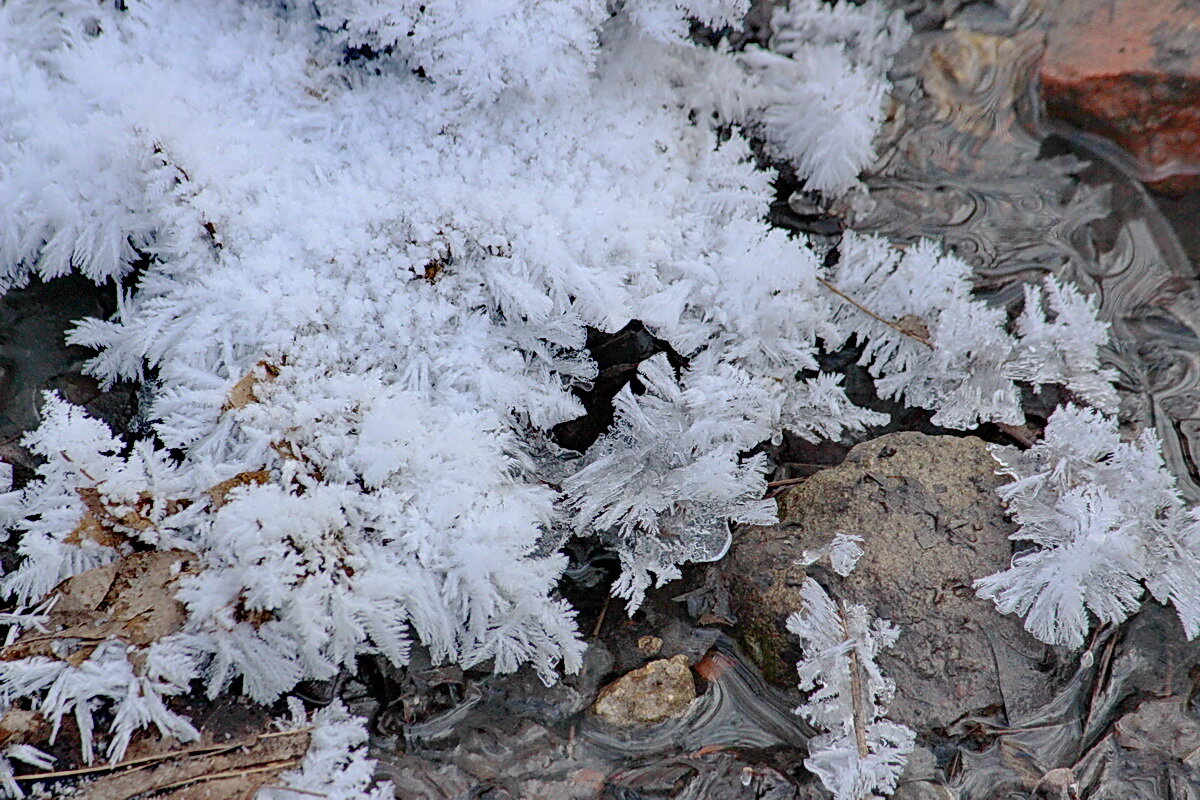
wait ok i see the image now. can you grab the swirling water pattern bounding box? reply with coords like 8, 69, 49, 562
842, 2, 1200, 499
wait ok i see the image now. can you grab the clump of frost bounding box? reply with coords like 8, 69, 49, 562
564, 355, 777, 608
771, 0, 909, 74
1005, 279, 1119, 410
0, 395, 194, 605
256, 700, 392, 800
750, 0, 909, 194
788, 577, 914, 800
975, 404, 1200, 648
625, 0, 750, 42
0, 745, 52, 800
0, 639, 199, 765
0, 2, 164, 289
678, 0, 909, 193
798, 533, 865, 577
311, 0, 605, 104
5, 388, 585, 715
826, 233, 1117, 429
0, 0, 1123, 771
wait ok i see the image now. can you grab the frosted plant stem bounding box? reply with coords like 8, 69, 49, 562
816, 277, 933, 349
839, 602, 870, 759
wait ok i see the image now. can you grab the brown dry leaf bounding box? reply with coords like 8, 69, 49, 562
270, 440, 300, 462
65, 510, 129, 549
23, 728, 311, 800
0, 710, 50, 749
207, 471, 271, 510
222, 362, 280, 412
100, 491, 157, 533
423, 258, 446, 282
893, 314, 932, 346
1, 551, 198, 662
53, 561, 121, 614
65, 487, 158, 548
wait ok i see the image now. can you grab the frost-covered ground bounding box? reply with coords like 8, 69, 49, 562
1, 1, 1197, 797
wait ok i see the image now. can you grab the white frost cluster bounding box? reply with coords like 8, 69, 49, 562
828, 233, 1117, 429
256, 701, 393, 800
678, 0, 908, 193
0, 395, 192, 604
799, 533, 866, 577
1006, 280, 1119, 410
0, 0, 1121, 775
0, 639, 199, 765
565, 355, 778, 607
975, 405, 1200, 648
0, 745, 51, 800
788, 577, 915, 800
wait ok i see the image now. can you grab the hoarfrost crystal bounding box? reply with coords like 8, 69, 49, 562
788, 578, 914, 800
976, 405, 1200, 647
0, 0, 1122, 783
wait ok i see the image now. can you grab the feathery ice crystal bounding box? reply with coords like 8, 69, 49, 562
976, 404, 1200, 648
788, 577, 915, 800
0, 0, 1124, 783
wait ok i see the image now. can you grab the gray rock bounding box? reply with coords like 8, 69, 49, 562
728, 432, 1068, 732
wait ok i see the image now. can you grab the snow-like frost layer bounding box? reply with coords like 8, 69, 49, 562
0, 0, 1119, 776
256, 701, 393, 800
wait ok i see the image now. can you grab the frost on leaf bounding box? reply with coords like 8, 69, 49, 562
976, 405, 1200, 648
1, 395, 193, 606
0, 552, 201, 765
787, 578, 914, 800
0, 639, 200, 766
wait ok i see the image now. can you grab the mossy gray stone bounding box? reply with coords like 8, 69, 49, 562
729, 431, 1069, 733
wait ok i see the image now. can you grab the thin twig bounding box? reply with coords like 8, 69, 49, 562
150, 758, 301, 794
591, 595, 612, 638
838, 602, 869, 759
16, 746, 239, 782
10, 633, 108, 647
258, 727, 317, 739
58, 451, 97, 483
766, 477, 807, 488
255, 785, 329, 798
817, 277, 933, 349
15, 728, 314, 782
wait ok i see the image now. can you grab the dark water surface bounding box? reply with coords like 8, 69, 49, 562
848, 0, 1200, 501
